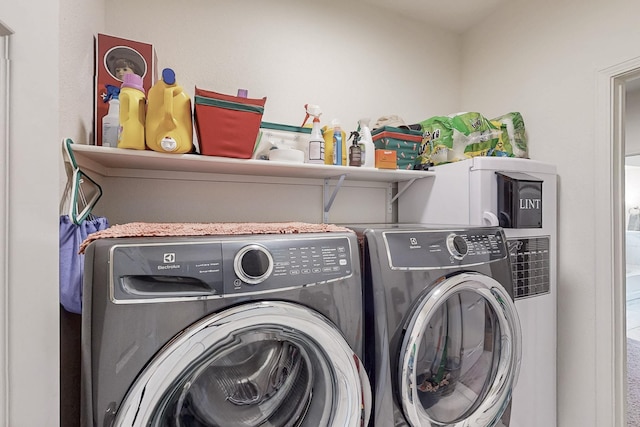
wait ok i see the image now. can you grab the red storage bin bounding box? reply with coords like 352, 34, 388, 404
194, 87, 267, 158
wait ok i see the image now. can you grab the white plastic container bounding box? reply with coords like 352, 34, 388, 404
269, 148, 305, 163
254, 122, 311, 161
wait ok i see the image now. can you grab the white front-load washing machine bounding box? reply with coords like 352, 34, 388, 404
81, 232, 371, 427
351, 224, 521, 427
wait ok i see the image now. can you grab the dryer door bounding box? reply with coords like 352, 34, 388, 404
398, 272, 521, 427
113, 300, 370, 427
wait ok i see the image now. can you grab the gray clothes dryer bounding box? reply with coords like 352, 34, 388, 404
80, 232, 371, 427
350, 224, 521, 427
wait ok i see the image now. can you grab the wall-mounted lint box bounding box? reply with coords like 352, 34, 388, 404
496, 171, 543, 228
94, 33, 157, 146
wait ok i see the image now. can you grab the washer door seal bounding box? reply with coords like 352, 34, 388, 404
113, 300, 371, 427
398, 272, 521, 427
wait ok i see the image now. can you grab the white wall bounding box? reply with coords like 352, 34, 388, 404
103, 0, 461, 128
460, 1, 640, 425
0, 1, 60, 426
59, 0, 104, 145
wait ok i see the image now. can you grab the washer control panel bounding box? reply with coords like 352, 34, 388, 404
383, 227, 508, 269
446, 234, 469, 259
110, 235, 354, 301
224, 237, 353, 294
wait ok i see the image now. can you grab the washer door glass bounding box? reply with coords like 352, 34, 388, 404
114, 301, 370, 427
398, 272, 521, 427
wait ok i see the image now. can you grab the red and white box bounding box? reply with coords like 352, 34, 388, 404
94, 33, 157, 146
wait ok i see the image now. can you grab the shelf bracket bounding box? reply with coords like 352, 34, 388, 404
323, 174, 346, 223
390, 178, 418, 205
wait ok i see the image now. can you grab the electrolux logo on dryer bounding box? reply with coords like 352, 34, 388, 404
157, 252, 181, 270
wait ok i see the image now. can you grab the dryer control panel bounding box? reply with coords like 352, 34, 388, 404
383, 227, 508, 269
109, 235, 354, 301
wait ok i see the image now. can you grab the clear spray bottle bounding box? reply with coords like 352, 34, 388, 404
101, 85, 120, 147
304, 104, 324, 164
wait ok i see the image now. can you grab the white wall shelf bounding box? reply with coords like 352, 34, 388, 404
67, 144, 435, 182
65, 142, 435, 224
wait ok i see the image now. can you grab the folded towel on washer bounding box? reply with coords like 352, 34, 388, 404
78, 221, 352, 254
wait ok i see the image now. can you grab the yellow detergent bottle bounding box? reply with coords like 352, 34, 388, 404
146, 68, 193, 154
117, 73, 146, 150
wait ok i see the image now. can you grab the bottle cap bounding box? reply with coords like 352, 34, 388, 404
237, 89, 248, 98
104, 84, 120, 102
162, 68, 176, 85
121, 73, 145, 93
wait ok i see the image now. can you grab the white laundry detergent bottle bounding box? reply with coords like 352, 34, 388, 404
358, 118, 375, 168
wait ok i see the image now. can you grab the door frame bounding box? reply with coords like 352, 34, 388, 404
0, 18, 13, 427
595, 56, 640, 426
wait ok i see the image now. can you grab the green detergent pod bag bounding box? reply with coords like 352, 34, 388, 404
450, 112, 513, 159
418, 116, 453, 165
491, 112, 528, 158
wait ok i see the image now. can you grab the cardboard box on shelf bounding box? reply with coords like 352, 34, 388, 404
94, 33, 157, 146
375, 149, 397, 169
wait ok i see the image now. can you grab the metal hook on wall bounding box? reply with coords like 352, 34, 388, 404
62, 138, 103, 224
